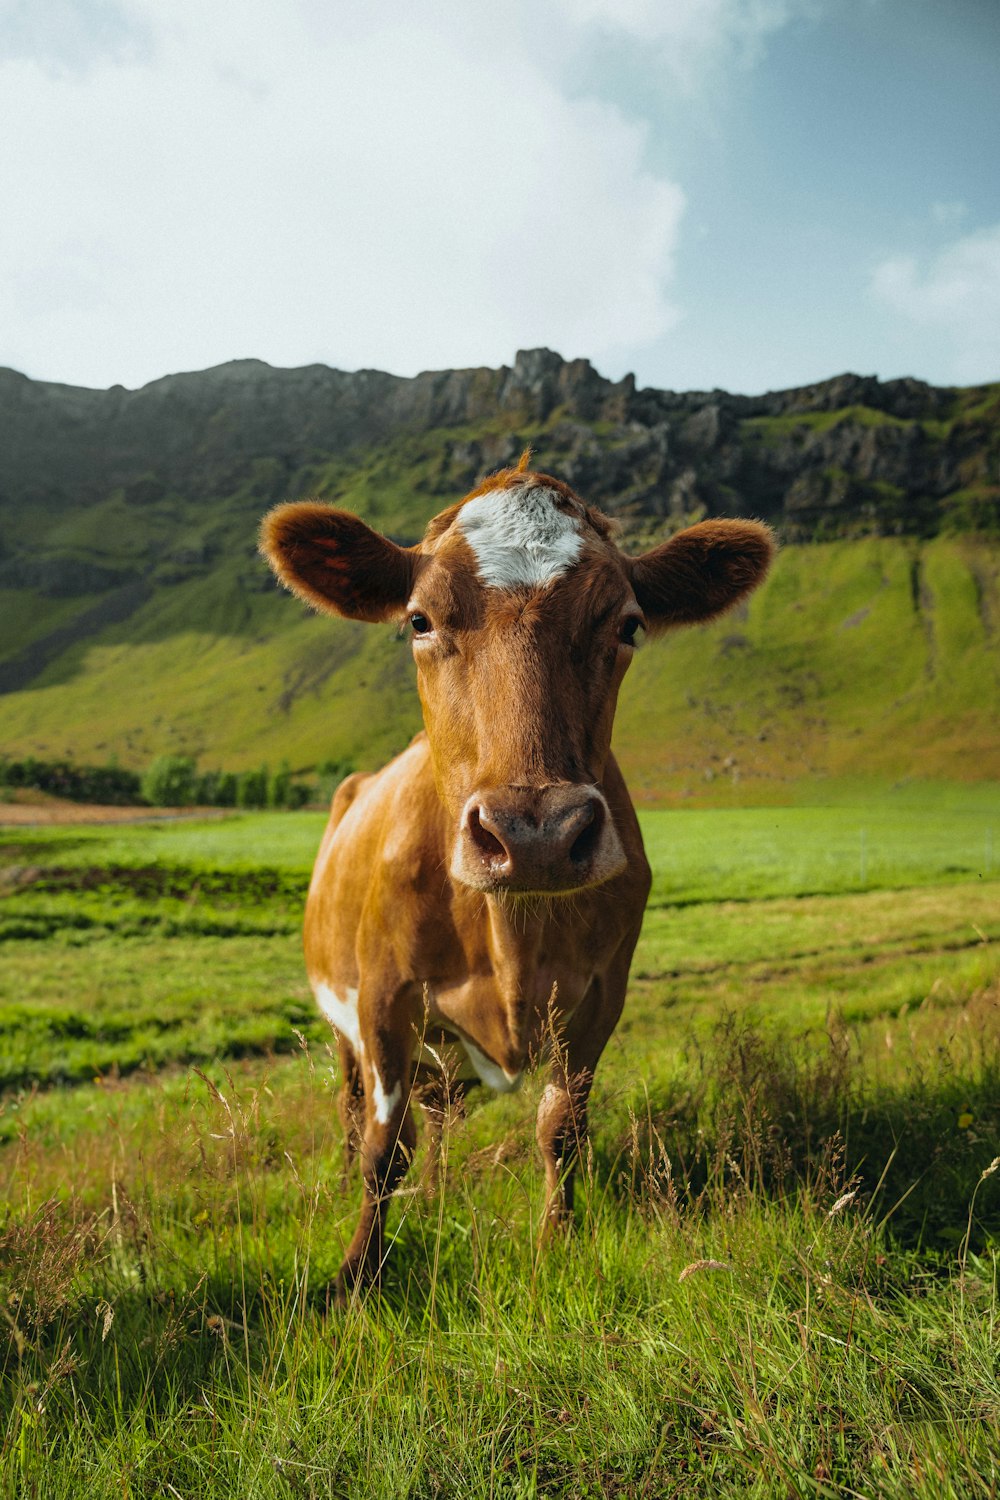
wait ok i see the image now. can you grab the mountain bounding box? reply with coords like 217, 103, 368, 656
3, 348, 999, 543
1, 350, 998, 798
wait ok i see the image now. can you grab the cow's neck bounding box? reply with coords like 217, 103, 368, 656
484, 893, 547, 973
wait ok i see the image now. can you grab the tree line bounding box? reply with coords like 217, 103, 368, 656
0, 754, 355, 809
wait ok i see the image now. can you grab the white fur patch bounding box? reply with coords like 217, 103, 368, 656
372, 1066, 402, 1126
463, 1036, 523, 1094
315, 981, 361, 1054
457, 485, 583, 590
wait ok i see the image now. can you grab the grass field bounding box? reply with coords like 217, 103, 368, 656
2, 788, 1000, 1496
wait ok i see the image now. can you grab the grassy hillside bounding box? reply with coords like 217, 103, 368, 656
620, 532, 1000, 800
1, 357, 998, 794
1, 528, 998, 800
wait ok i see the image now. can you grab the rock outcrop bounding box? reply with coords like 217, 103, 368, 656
0, 349, 997, 543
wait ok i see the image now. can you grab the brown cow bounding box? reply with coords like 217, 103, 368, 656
261, 458, 773, 1299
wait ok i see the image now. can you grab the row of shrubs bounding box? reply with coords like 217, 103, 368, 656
0, 754, 356, 809
0, 756, 142, 805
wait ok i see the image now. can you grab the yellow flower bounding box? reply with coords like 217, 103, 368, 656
958, 1111, 974, 1129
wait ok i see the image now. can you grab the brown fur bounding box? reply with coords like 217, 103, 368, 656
630, 519, 777, 632
259, 503, 418, 622
260, 470, 774, 1300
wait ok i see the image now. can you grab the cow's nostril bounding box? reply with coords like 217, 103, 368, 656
569, 799, 603, 864
468, 805, 507, 862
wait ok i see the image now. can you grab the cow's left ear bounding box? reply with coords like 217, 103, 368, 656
628, 519, 775, 632
260, 501, 419, 623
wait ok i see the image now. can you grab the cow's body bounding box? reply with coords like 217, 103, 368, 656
262, 459, 773, 1298
307, 735, 648, 1092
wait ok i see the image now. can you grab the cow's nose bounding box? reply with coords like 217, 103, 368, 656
468, 796, 602, 874
456, 786, 619, 893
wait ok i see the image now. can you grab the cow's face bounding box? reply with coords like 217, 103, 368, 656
261, 466, 773, 896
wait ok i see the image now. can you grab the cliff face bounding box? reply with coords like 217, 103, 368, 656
1, 349, 997, 547
419, 352, 998, 541
0, 351, 633, 510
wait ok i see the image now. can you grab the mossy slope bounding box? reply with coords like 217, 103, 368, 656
2, 532, 997, 799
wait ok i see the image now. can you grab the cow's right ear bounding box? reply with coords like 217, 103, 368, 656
260, 502, 419, 623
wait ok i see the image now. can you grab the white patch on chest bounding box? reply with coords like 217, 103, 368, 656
457, 485, 583, 590
315, 981, 361, 1055
372, 1066, 402, 1125
463, 1036, 523, 1094
419, 988, 523, 1094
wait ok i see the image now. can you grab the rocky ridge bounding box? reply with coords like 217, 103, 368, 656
0, 348, 997, 559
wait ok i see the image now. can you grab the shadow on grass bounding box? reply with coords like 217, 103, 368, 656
591, 994, 1000, 1254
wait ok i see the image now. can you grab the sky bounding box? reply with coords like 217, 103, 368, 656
1, 0, 998, 395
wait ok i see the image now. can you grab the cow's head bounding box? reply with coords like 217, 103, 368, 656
261, 461, 774, 896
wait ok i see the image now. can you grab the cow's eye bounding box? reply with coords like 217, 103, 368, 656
409, 612, 432, 635
619, 615, 645, 647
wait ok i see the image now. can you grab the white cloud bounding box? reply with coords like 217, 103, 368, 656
871, 224, 1000, 385
553, 0, 818, 92
0, 0, 151, 74
0, 0, 685, 389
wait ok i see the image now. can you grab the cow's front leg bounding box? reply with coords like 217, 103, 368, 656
336, 1035, 364, 1177
333, 996, 416, 1303
535, 939, 637, 1237
536, 1065, 593, 1234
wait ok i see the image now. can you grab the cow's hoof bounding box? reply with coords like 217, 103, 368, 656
538, 1205, 575, 1248
324, 1259, 378, 1312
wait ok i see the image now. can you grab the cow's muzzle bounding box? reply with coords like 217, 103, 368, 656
452, 784, 626, 894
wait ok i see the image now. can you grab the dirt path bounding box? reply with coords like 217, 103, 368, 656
0, 801, 235, 827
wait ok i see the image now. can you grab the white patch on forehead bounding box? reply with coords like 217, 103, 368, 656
457, 485, 584, 590
315, 981, 361, 1054
372, 1066, 402, 1126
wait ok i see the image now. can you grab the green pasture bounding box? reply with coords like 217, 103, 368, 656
3, 775, 998, 889
2, 789, 1000, 1496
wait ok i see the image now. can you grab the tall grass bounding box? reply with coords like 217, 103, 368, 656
2, 800, 1000, 1494
2, 998, 1000, 1497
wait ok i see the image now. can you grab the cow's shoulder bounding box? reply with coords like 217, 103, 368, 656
306, 736, 449, 977
321, 769, 368, 833
315, 735, 443, 887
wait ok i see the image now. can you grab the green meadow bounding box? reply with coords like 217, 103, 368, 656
2, 787, 1000, 1496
